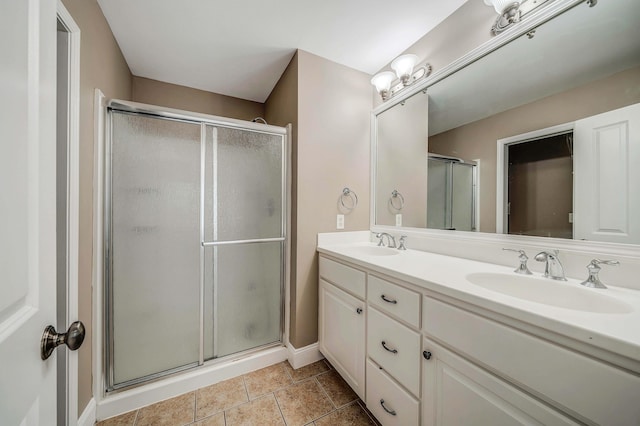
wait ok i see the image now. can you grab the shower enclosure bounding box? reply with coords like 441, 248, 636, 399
105, 100, 287, 391
427, 155, 477, 232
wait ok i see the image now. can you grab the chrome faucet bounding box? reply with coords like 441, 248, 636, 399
397, 235, 408, 250
503, 248, 532, 275
375, 232, 396, 248
580, 259, 619, 289
534, 250, 567, 281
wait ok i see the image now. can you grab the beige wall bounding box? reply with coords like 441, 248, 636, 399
293, 50, 372, 347
264, 54, 299, 342
132, 76, 265, 121
429, 66, 640, 233
264, 50, 372, 348
509, 156, 573, 239
61, 0, 133, 416
376, 91, 428, 227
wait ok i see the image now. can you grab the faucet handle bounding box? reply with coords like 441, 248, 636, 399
374, 232, 384, 247
591, 259, 620, 267
398, 236, 407, 251
503, 248, 532, 275
580, 259, 619, 289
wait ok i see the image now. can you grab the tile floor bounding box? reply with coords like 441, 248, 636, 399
96, 360, 381, 426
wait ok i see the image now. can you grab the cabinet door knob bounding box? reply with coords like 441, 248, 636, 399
381, 341, 398, 354
380, 399, 397, 416
423, 350, 432, 360
356, 307, 363, 314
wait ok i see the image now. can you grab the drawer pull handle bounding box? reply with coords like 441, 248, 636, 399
380, 294, 397, 304
356, 307, 363, 314
380, 399, 397, 416
423, 350, 432, 360
381, 341, 398, 354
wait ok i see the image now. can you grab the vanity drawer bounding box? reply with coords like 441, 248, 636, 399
368, 275, 420, 328
366, 359, 420, 426
368, 307, 421, 396
319, 256, 365, 299
423, 296, 640, 426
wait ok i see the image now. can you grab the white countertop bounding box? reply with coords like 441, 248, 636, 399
317, 237, 640, 371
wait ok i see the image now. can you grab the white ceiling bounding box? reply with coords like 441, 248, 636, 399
97, 0, 467, 103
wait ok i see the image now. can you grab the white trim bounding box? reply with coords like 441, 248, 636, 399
77, 398, 96, 426
286, 342, 323, 370
370, 110, 378, 229
495, 122, 575, 234
92, 89, 107, 405
96, 347, 287, 421
56, 2, 81, 424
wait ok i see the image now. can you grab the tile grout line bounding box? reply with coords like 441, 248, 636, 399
314, 376, 338, 411
272, 390, 289, 426
241, 374, 251, 402
192, 390, 197, 424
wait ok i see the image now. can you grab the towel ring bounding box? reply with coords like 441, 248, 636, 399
390, 190, 405, 211
340, 187, 358, 211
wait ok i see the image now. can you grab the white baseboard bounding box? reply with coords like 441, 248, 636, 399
77, 398, 96, 426
96, 346, 287, 421
287, 342, 323, 369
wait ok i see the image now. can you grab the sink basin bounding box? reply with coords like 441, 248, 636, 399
466, 272, 633, 314
347, 245, 400, 257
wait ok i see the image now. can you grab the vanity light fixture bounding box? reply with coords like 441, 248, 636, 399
371, 71, 396, 101
391, 54, 418, 86
484, 0, 522, 34
371, 53, 432, 101
484, 0, 554, 35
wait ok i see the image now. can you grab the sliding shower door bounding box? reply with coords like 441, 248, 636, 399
203, 125, 285, 360
106, 104, 286, 391
108, 113, 201, 388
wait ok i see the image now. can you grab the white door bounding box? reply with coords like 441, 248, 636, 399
0, 0, 58, 424
574, 103, 640, 243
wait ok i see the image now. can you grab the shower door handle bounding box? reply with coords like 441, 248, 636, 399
41, 321, 85, 360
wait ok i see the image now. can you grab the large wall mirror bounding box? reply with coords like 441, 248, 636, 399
372, 0, 640, 244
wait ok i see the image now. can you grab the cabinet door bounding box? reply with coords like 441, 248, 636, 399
319, 279, 365, 399
422, 338, 578, 426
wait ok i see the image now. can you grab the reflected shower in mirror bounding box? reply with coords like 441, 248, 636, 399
373, 0, 640, 244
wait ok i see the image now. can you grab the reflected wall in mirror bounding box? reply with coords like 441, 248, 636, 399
375, 90, 428, 227
373, 0, 640, 244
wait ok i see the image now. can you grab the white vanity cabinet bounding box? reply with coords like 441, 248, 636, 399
317, 253, 640, 426
423, 296, 640, 426
318, 257, 366, 399
421, 337, 580, 426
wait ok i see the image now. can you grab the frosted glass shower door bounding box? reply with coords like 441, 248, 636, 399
203, 125, 285, 360
451, 163, 476, 232
108, 112, 201, 388
427, 159, 449, 229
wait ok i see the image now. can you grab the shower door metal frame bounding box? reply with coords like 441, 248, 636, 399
427, 156, 478, 232
104, 100, 288, 393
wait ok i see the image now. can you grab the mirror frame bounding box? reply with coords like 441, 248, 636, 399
370, 0, 640, 258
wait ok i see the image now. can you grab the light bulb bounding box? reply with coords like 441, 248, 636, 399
391, 54, 418, 86
484, 0, 520, 15
370, 71, 395, 100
